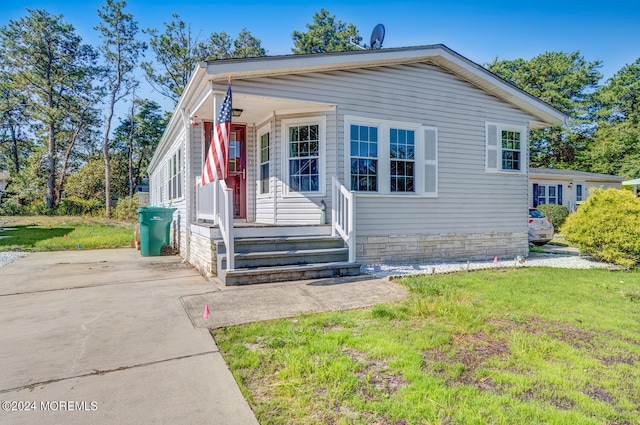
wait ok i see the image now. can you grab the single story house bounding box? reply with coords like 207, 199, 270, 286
529, 168, 624, 211
622, 178, 640, 195
147, 44, 566, 285
0, 171, 9, 201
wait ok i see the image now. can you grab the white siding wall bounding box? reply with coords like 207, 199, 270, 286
148, 128, 188, 255
231, 62, 534, 236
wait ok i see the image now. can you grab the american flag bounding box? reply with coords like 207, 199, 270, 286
201, 84, 232, 186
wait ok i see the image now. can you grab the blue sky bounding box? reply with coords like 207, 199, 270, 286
2, 0, 639, 112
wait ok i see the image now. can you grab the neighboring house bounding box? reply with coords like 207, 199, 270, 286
134, 177, 150, 206
529, 168, 624, 211
0, 171, 9, 200
622, 178, 640, 195
147, 44, 566, 285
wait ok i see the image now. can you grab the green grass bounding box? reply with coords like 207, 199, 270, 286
0, 216, 133, 251
212, 268, 640, 425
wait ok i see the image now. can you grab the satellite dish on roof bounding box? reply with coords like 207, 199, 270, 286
349, 24, 386, 50
369, 24, 385, 49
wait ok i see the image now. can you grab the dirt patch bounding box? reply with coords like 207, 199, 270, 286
583, 385, 616, 404
550, 396, 576, 410
343, 348, 408, 398
423, 331, 509, 391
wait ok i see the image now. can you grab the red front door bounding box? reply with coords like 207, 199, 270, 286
227, 125, 246, 219
203, 123, 246, 219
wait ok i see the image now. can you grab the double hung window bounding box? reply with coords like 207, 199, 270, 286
346, 117, 437, 197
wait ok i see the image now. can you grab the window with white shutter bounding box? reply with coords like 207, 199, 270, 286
345, 116, 437, 197
486, 122, 526, 174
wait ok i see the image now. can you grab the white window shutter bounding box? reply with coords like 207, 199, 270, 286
424, 127, 438, 196
486, 124, 499, 172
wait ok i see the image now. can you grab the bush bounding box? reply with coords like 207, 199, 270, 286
113, 194, 140, 222
537, 204, 569, 228
27, 200, 54, 216
56, 197, 104, 216
561, 188, 640, 268
0, 198, 27, 215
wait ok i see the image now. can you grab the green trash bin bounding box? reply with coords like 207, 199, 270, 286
138, 206, 177, 256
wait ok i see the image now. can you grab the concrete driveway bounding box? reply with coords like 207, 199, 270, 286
0, 249, 257, 425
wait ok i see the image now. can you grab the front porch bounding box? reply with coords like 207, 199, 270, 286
191, 178, 360, 285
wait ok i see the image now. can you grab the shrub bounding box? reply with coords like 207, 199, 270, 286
56, 197, 104, 216
561, 188, 640, 268
113, 194, 140, 222
0, 198, 27, 215
27, 200, 54, 215
537, 204, 569, 228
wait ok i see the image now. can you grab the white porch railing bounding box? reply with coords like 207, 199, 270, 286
196, 178, 234, 271
331, 176, 356, 262
196, 178, 215, 221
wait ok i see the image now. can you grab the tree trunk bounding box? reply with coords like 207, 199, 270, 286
47, 122, 56, 210
128, 99, 135, 197
104, 144, 111, 216
103, 95, 116, 218
10, 124, 20, 172
56, 121, 82, 202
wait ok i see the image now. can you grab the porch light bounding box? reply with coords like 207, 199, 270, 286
232, 108, 243, 117
190, 115, 200, 126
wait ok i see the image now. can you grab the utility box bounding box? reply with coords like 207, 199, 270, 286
138, 207, 177, 256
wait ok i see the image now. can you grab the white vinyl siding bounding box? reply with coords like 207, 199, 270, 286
486, 122, 527, 174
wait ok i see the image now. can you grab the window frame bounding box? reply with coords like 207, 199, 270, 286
344, 116, 437, 198
536, 184, 547, 206
485, 122, 527, 174
548, 185, 557, 204
281, 116, 326, 197
389, 127, 416, 193
576, 183, 584, 202
257, 124, 271, 197
167, 147, 183, 201
349, 123, 379, 192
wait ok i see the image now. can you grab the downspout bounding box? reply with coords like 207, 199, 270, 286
180, 108, 192, 264
334, 105, 339, 231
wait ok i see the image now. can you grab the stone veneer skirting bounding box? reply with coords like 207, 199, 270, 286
189, 231, 217, 278
356, 231, 528, 264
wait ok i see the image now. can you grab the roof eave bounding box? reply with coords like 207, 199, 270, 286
204, 45, 568, 128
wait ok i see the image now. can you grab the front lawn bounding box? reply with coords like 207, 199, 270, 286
0, 216, 134, 251
213, 268, 640, 424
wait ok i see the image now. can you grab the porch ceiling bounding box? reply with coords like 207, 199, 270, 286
192, 91, 335, 126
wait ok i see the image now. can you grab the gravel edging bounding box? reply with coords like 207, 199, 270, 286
0, 252, 29, 268
361, 253, 617, 280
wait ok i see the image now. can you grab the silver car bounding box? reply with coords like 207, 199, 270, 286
528, 208, 554, 246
